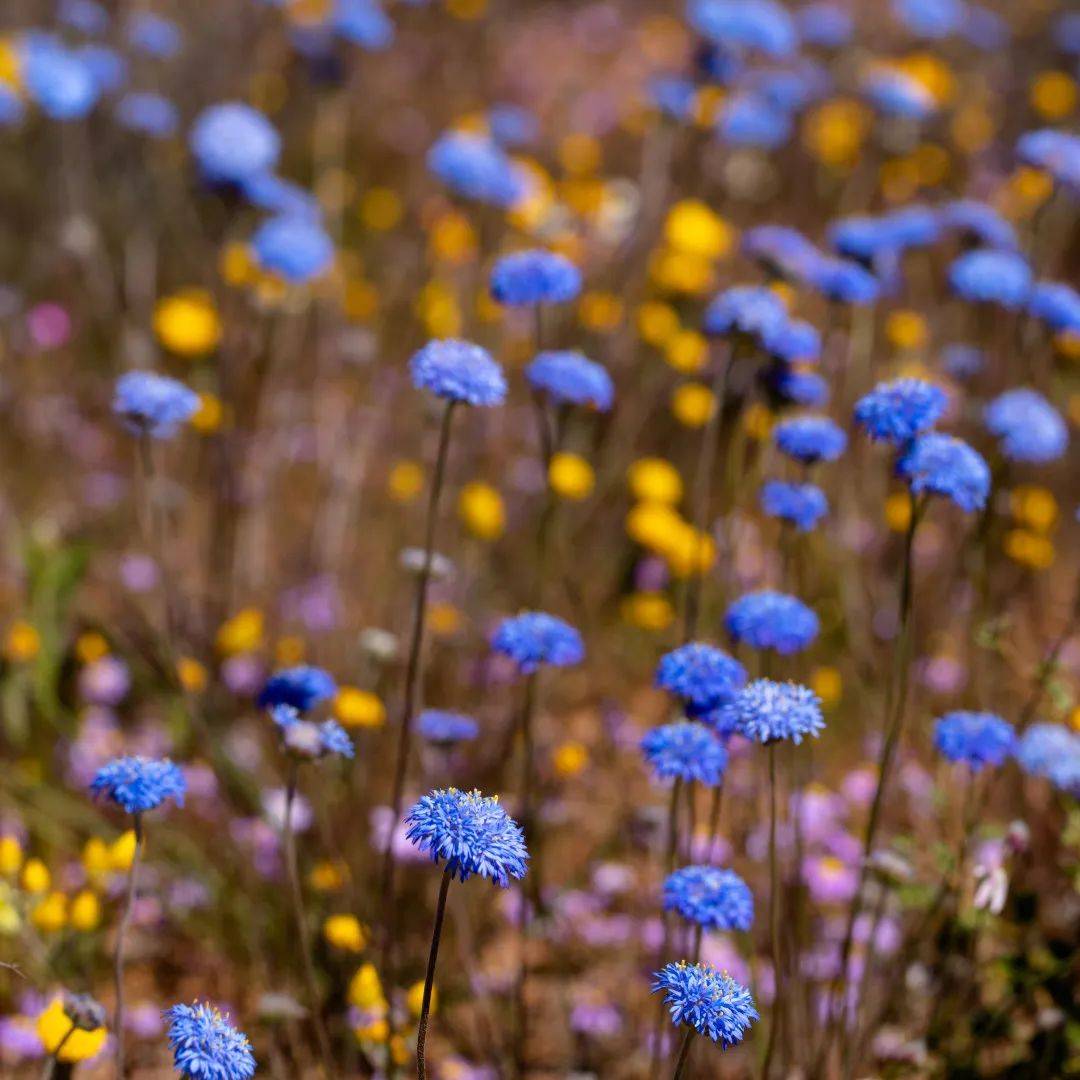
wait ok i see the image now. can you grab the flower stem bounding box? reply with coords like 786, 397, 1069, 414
762, 743, 782, 1080
671, 1029, 695, 1080
513, 674, 539, 1078
416, 868, 452, 1080
649, 778, 683, 1080
41, 1021, 75, 1080
113, 812, 143, 1079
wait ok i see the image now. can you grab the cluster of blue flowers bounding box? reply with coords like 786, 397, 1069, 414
759, 480, 829, 532
933, 712, 1016, 771
258, 665, 338, 712
418, 709, 481, 746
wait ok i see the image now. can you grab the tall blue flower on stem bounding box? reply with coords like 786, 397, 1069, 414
405, 789, 528, 1078
725, 590, 819, 654
854, 377, 947, 445
663, 865, 754, 934
91, 757, 185, 1077
984, 389, 1068, 464
934, 711, 1016, 771
896, 433, 990, 512
654, 642, 747, 718
165, 1003, 256, 1080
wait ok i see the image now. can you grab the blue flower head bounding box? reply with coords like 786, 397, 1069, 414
490, 250, 582, 307
409, 339, 507, 406
252, 215, 334, 283
641, 721, 728, 786
761, 318, 821, 363
22, 36, 99, 121
828, 215, 894, 263
525, 351, 614, 411
804, 256, 880, 304
405, 788, 528, 886
491, 611, 585, 674
949, 250, 1032, 308
940, 200, 1017, 250
985, 388, 1068, 464
650, 75, 697, 120
165, 1002, 256, 1080
797, 3, 853, 48
418, 709, 480, 746
703, 286, 787, 339
731, 679, 824, 744
774, 415, 847, 464
77, 44, 126, 94
725, 590, 819, 654
189, 102, 281, 184
897, 433, 990, 512
664, 865, 754, 931
333, 0, 395, 50
863, 69, 935, 120
892, 0, 965, 39
318, 720, 354, 759
487, 103, 539, 147
687, 0, 798, 58
934, 711, 1016, 771
652, 962, 758, 1046
1016, 129, 1080, 191
854, 377, 947, 445
257, 665, 337, 712
774, 368, 829, 407
59, 0, 110, 35
1016, 724, 1080, 795
241, 174, 322, 219
91, 756, 186, 815
759, 480, 828, 532
1028, 282, 1080, 334
655, 643, 747, 716
742, 226, 820, 280
127, 13, 182, 59
115, 92, 178, 137
427, 131, 526, 207
717, 93, 792, 149
113, 371, 200, 438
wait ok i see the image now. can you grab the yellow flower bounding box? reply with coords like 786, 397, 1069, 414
360, 187, 404, 231
895, 53, 955, 105
4, 620, 40, 663
0, 889, 19, 935
37, 998, 108, 1063
951, 105, 994, 155
884, 492, 912, 533
309, 860, 348, 893
177, 657, 207, 693
69, 890, 101, 932
663, 525, 715, 578
1010, 486, 1058, 533
348, 964, 387, 1011
663, 200, 734, 260
626, 502, 684, 549
75, 632, 109, 665
334, 688, 386, 729
549, 453, 595, 501
427, 602, 462, 637
671, 383, 715, 427
390, 1035, 410, 1065
664, 329, 708, 374
153, 290, 222, 358
459, 482, 506, 541
388, 460, 424, 503
621, 592, 675, 632
429, 212, 476, 264
637, 301, 680, 347
578, 292, 623, 333
0, 38, 21, 89
0, 836, 22, 877
627, 458, 682, 505
811, 666, 842, 708
803, 98, 870, 169
81, 838, 110, 882
221, 242, 257, 287
553, 740, 589, 778
1004, 530, 1055, 571
344, 279, 379, 323
415, 281, 462, 339
192, 392, 225, 435
324, 914, 368, 953
886, 310, 928, 352
108, 831, 137, 874
32, 891, 67, 932
1030, 71, 1078, 121
649, 248, 715, 295
216, 608, 265, 656
21, 858, 50, 894
559, 132, 601, 176
407, 980, 434, 1018
355, 1018, 389, 1042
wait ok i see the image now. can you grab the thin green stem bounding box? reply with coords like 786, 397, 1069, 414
113, 813, 143, 1079
671, 1028, 695, 1080
41, 1021, 76, 1080
416, 869, 452, 1080
514, 674, 539, 1078
762, 743, 782, 1080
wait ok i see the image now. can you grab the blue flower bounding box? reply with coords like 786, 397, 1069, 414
933, 711, 1016, 771
759, 480, 828, 532
891, 0, 965, 39
113, 371, 200, 438
797, 3, 853, 47
487, 103, 539, 147
949, 250, 1032, 308
77, 45, 127, 94
742, 226, 820, 280
274, 706, 354, 760
863, 69, 935, 120
257, 665, 337, 712
1055, 11, 1080, 54
59, 0, 110, 35
405, 788, 529, 886
650, 75, 697, 120
490, 250, 582, 307
774, 415, 847, 464
318, 720, 354, 759
655, 643, 747, 716
940, 200, 1017, 250
409, 339, 507, 406
1016, 724, 1080, 795
687, 0, 798, 58
804, 256, 880, 304
703, 286, 787, 338
761, 318, 821, 363
651, 962, 758, 1046
165, 1003, 256, 1080
883, 205, 940, 249
22, 36, 99, 121
854, 377, 947, 445
332, 0, 395, 49
985, 388, 1068, 463
828, 215, 895, 263
663, 865, 754, 931
115, 92, 178, 137
127, 13, 182, 59
491, 611, 585, 674
1016, 129, 1080, 191
774, 368, 829, 407
190, 102, 280, 184
717, 93, 791, 149
730, 679, 824, 744
418, 710, 480, 746
641, 722, 728, 786
725, 591, 819, 654
897, 433, 990, 512
427, 131, 526, 207
1028, 282, 1080, 334
942, 344, 984, 380
91, 757, 186, 815
525, 351, 614, 411
252, 215, 334, 283
241, 174, 322, 219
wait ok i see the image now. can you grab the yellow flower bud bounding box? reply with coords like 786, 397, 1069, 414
108, 831, 137, 874
216, 608, 265, 656
153, 290, 222, 358
627, 458, 683, 505
21, 858, 50, 894
0, 836, 22, 877
32, 891, 67, 933
69, 890, 101, 932
324, 914, 368, 953
553, 740, 589, 778
81, 838, 110, 882
407, 980, 434, 1019
458, 481, 506, 541
671, 383, 715, 428
388, 460, 424, 504
549, 453, 595, 501
4, 620, 40, 663
333, 688, 386, 729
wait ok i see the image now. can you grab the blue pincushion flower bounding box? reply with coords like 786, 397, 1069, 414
409, 339, 507, 407
490, 249, 582, 307
273, 706, 354, 759
664, 865, 754, 932
127, 13, 182, 58
21, 36, 99, 121
651, 962, 758, 1046
731, 679, 824, 744
91, 757, 186, 815
252, 215, 334, 283
641, 722, 728, 786
59, 0, 110, 35
828, 215, 894, 263
241, 174, 322, 219
405, 788, 528, 886
760, 480, 828, 532
688, 0, 797, 58
418, 709, 480, 745
655, 643, 747, 716
1028, 282, 1080, 334
985, 388, 1068, 464
725, 591, 819, 654
761, 319, 821, 363
742, 226, 820, 280
775, 368, 829, 407
863, 69, 935, 120
717, 93, 791, 149
1016, 129, 1080, 191
189, 102, 280, 184
797, 3, 853, 48
897, 433, 990, 512
883, 205, 940, 250
333, 0, 395, 49
703, 286, 787, 339
1016, 724, 1080, 795
491, 611, 584, 674
933, 711, 1016, 771
113, 371, 200, 438
165, 1002, 256, 1080
650, 75, 697, 120
115, 92, 178, 137
949, 250, 1032, 308
940, 200, 1017, 250
804, 256, 880, 304
427, 131, 526, 207
526, 351, 614, 411
892, 0, 964, 39
487, 103, 538, 147
257, 665, 337, 712
854, 377, 947, 445
318, 720, 354, 759
774, 415, 847, 464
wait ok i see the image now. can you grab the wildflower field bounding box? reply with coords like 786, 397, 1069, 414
2, 0, 1080, 1077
